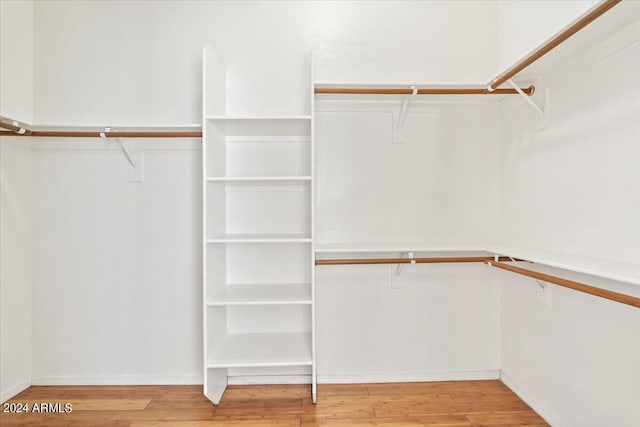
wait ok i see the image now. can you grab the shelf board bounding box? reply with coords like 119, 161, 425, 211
207, 233, 312, 243
488, 246, 640, 287
205, 117, 311, 138
207, 284, 312, 306
206, 176, 311, 183
207, 116, 311, 121
206, 332, 312, 368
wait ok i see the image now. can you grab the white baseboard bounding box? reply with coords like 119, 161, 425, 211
318, 369, 500, 384
501, 372, 563, 427
27, 370, 500, 388
31, 374, 202, 386
228, 370, 500, 385
1, 379, 31, 403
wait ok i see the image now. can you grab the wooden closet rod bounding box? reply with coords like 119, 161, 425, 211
0, 120, 202, 138
316, 256, 513, 265
487, 0, 622, 91
486, 260, 640, 309
315, 86, 534, 96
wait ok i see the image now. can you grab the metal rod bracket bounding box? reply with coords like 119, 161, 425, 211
507, 80, 550, 129
393, 85, 417, 143
100, 127, 137, 168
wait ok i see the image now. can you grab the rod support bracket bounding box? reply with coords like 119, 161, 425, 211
12, 120, 27, 135
101, 127, 137, 168
394, 251, 416, 275
507, 79, 550, 129
393, 85, 418, 143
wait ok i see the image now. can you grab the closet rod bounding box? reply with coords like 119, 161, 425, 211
0, 120, 30, 134
487, 0, 622, 91
486, 260, 640, 309
316, 256, 513, 265
0, 120, 202, 138
315, 86, 534, 96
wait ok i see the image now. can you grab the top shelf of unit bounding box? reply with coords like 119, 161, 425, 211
206, 116, 311, 138
488, 246, 640, 287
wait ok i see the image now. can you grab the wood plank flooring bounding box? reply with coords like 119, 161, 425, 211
1, 380, 549, 427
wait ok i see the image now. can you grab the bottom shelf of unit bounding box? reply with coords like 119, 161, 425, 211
206, 332, 312, 368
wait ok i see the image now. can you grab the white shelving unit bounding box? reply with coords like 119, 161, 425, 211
202, 46, 316, 405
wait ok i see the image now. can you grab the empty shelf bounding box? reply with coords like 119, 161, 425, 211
207, 332, 312, 368
207, 284, 312, 306
207, 233, 312, 243
206, 176, 311, 182
206, 117, 311, 137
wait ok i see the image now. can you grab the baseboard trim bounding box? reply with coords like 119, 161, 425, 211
31, 374, 202, 386
500, 372, 563, 427
28, 370, 501, 388
1, 379, 31, 403
318, 370, 501, 383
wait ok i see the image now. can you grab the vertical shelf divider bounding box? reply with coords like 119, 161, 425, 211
310, 52, 317, 405
203, 45, 229, 405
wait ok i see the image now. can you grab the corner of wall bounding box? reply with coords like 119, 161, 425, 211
0, 0, 34, 123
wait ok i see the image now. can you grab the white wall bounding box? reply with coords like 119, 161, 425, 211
314, 101, 502, 380
30, 140, 202, 385
315, 104, 501, 247
33, 0, 499, 124
0, 0, 34, 403
497, 1, 597, 73
0, 0, 34, 122
0, 138, 34, 401
499, 20, 640, 427
318, 263, 500, 382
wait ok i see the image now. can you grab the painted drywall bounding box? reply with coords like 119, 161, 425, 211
317, 263, 500, 382
0, 0, 35, 402
315, 104, 501, 247
314, 102, 502, 380
33, 0, 499, 124
31, 141, 203, 385
0, 0, 34, 122
499, 20, 640, 427
0, 138, 34, 401
497, 1, 598, 73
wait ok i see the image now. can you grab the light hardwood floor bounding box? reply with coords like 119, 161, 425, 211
1, 380, 549, 426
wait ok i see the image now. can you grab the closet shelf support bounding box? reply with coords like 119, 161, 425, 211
395, 252, 416, 275
99, 128, 137, 168
396, 86, 417, 130
508, 80, 544, 116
